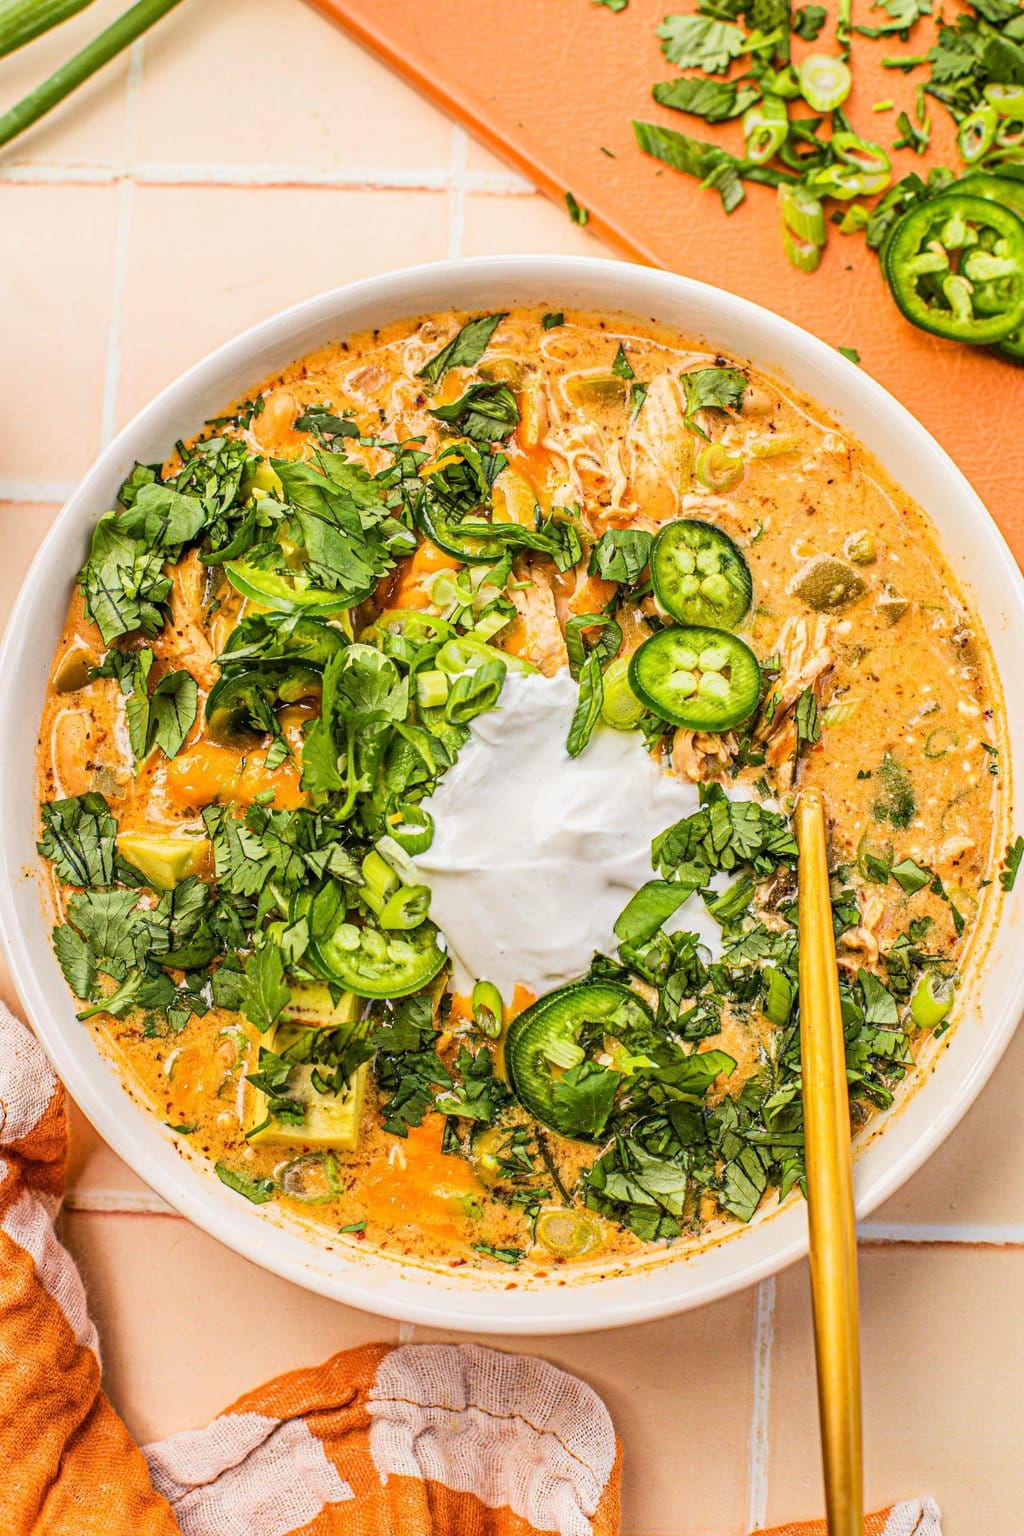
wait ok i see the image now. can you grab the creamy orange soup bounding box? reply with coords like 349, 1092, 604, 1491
37, 308, 1006, 1274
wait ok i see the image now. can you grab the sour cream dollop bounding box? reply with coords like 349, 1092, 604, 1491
412, 670, 722, 996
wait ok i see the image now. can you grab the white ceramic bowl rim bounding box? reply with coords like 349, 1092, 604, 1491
3, 255, 1023, 1335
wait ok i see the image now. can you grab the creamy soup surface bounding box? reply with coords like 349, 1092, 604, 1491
37, 308, 1006, 1276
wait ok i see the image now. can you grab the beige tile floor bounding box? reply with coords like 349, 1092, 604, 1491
1, 4, 1020, 1531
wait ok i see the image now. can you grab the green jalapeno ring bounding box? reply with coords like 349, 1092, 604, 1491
649, 519, 753, 631
629, 624, 762, 733
883, 195, 1024, 346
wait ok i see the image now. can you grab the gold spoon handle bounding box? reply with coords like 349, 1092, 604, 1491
795, 787, 864, 1536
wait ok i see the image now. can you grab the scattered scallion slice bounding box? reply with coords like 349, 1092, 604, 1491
0, 0, 93, 59
797, 53, 852, 112
0, 0, 185, 151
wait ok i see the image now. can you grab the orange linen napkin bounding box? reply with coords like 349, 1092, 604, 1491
0, 1000, 938, 1536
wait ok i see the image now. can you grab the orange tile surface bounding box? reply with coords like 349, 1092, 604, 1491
1, 3, 1021, 1532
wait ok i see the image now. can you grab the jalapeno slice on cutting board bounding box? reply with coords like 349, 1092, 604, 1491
504, 980, 655, 1140
650, 519, 752, 629
308, 914, 447, 998
883, 194, 1024, 346
629, 624, 761, 731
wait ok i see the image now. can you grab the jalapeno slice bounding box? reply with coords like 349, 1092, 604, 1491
650, 519, 752, 630
504, 981, 655, 1140
883, 195, 1024, 345
308, 914, 447, 998
226, 561, 355, 617
933, 175, 1024, 365
629, 625, 761, 732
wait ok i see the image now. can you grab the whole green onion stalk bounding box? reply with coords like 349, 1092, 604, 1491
0, 0, 94, 60
0, 0, 186, 152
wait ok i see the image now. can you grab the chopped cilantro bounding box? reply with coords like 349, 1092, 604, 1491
417, 313, 507, 386
215, 1162, 275, 1205
1000, 835, 1024, 892
565, 191, 590, 226
680, 366, 748, 437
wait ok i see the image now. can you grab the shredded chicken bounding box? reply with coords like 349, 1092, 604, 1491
838, 889, 887, 974
510, 562, 569, 677
671, 728, 739, 783
162, 550, 218, 689
615, 372, 691, 524
755, 614, 834, 788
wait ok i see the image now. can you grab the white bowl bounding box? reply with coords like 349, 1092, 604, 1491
3, 256, 1022, 1334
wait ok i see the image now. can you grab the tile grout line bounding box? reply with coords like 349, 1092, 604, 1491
447, 127, 469, 260
64, 1189, 173, 1215
0, 161, 536, 194
859, 1220, 1024, 1245
745, 1276, 775, 1533
0, 478, 77, 504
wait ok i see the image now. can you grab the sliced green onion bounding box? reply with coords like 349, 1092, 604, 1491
783, 226, 824, 272
779, 185, 826, 273
924, 726, 959, 760
471, 979, 504, 1038
750, 432, 798, 457
380, 884, 431, 930
387, 802, 435, 856
910, 971, 955, 1030
985, 83, 1024, 118
810, 132, 891, 200
361, 850, 399, 914
822, 697, 860, 727
696, 443, 744, 492
600, 655, 645, 729
471, 610, 510, 643
534, 1207, 604, 1260
763, 966, 793, 1025
742, 95, 788, 165
278, 1152, 341, 1204
798, 53, 852, 113
0, 0, 93, 59
416, 668, 450, 709
957, 103, 999, 164
542, 1036, 586, 1070
0, 0, 185, 150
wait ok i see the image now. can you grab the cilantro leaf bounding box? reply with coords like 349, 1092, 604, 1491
565, 191, 590, 225
794, 687, 821, 755
273, 451, 402, 605
566, 649, 605, 758
652, 76, 759, 121
38, 794, 118, 888
239, 943, 289, 1031
656, 14, 746, 72
680, 367, 748, 437
793, 3, 827, 38
611, 344, 634, 379
588, 527, 652, 585
215, 1162, 275, 1204
891, 857, 932, 896
1000, 834, 1024, 891
429, 382, 520, 442
418, 314, 507, 385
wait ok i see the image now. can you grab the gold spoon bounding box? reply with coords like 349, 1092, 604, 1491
795, 787, 864, 1536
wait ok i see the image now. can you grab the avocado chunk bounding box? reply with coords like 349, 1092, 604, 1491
245, 1020, 369, 1150
281, 981, 363, 1028
790, 555, 867, 612
118, 832, 210, 890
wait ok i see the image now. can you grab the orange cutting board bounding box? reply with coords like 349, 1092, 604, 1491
309, 0, 1024, 555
